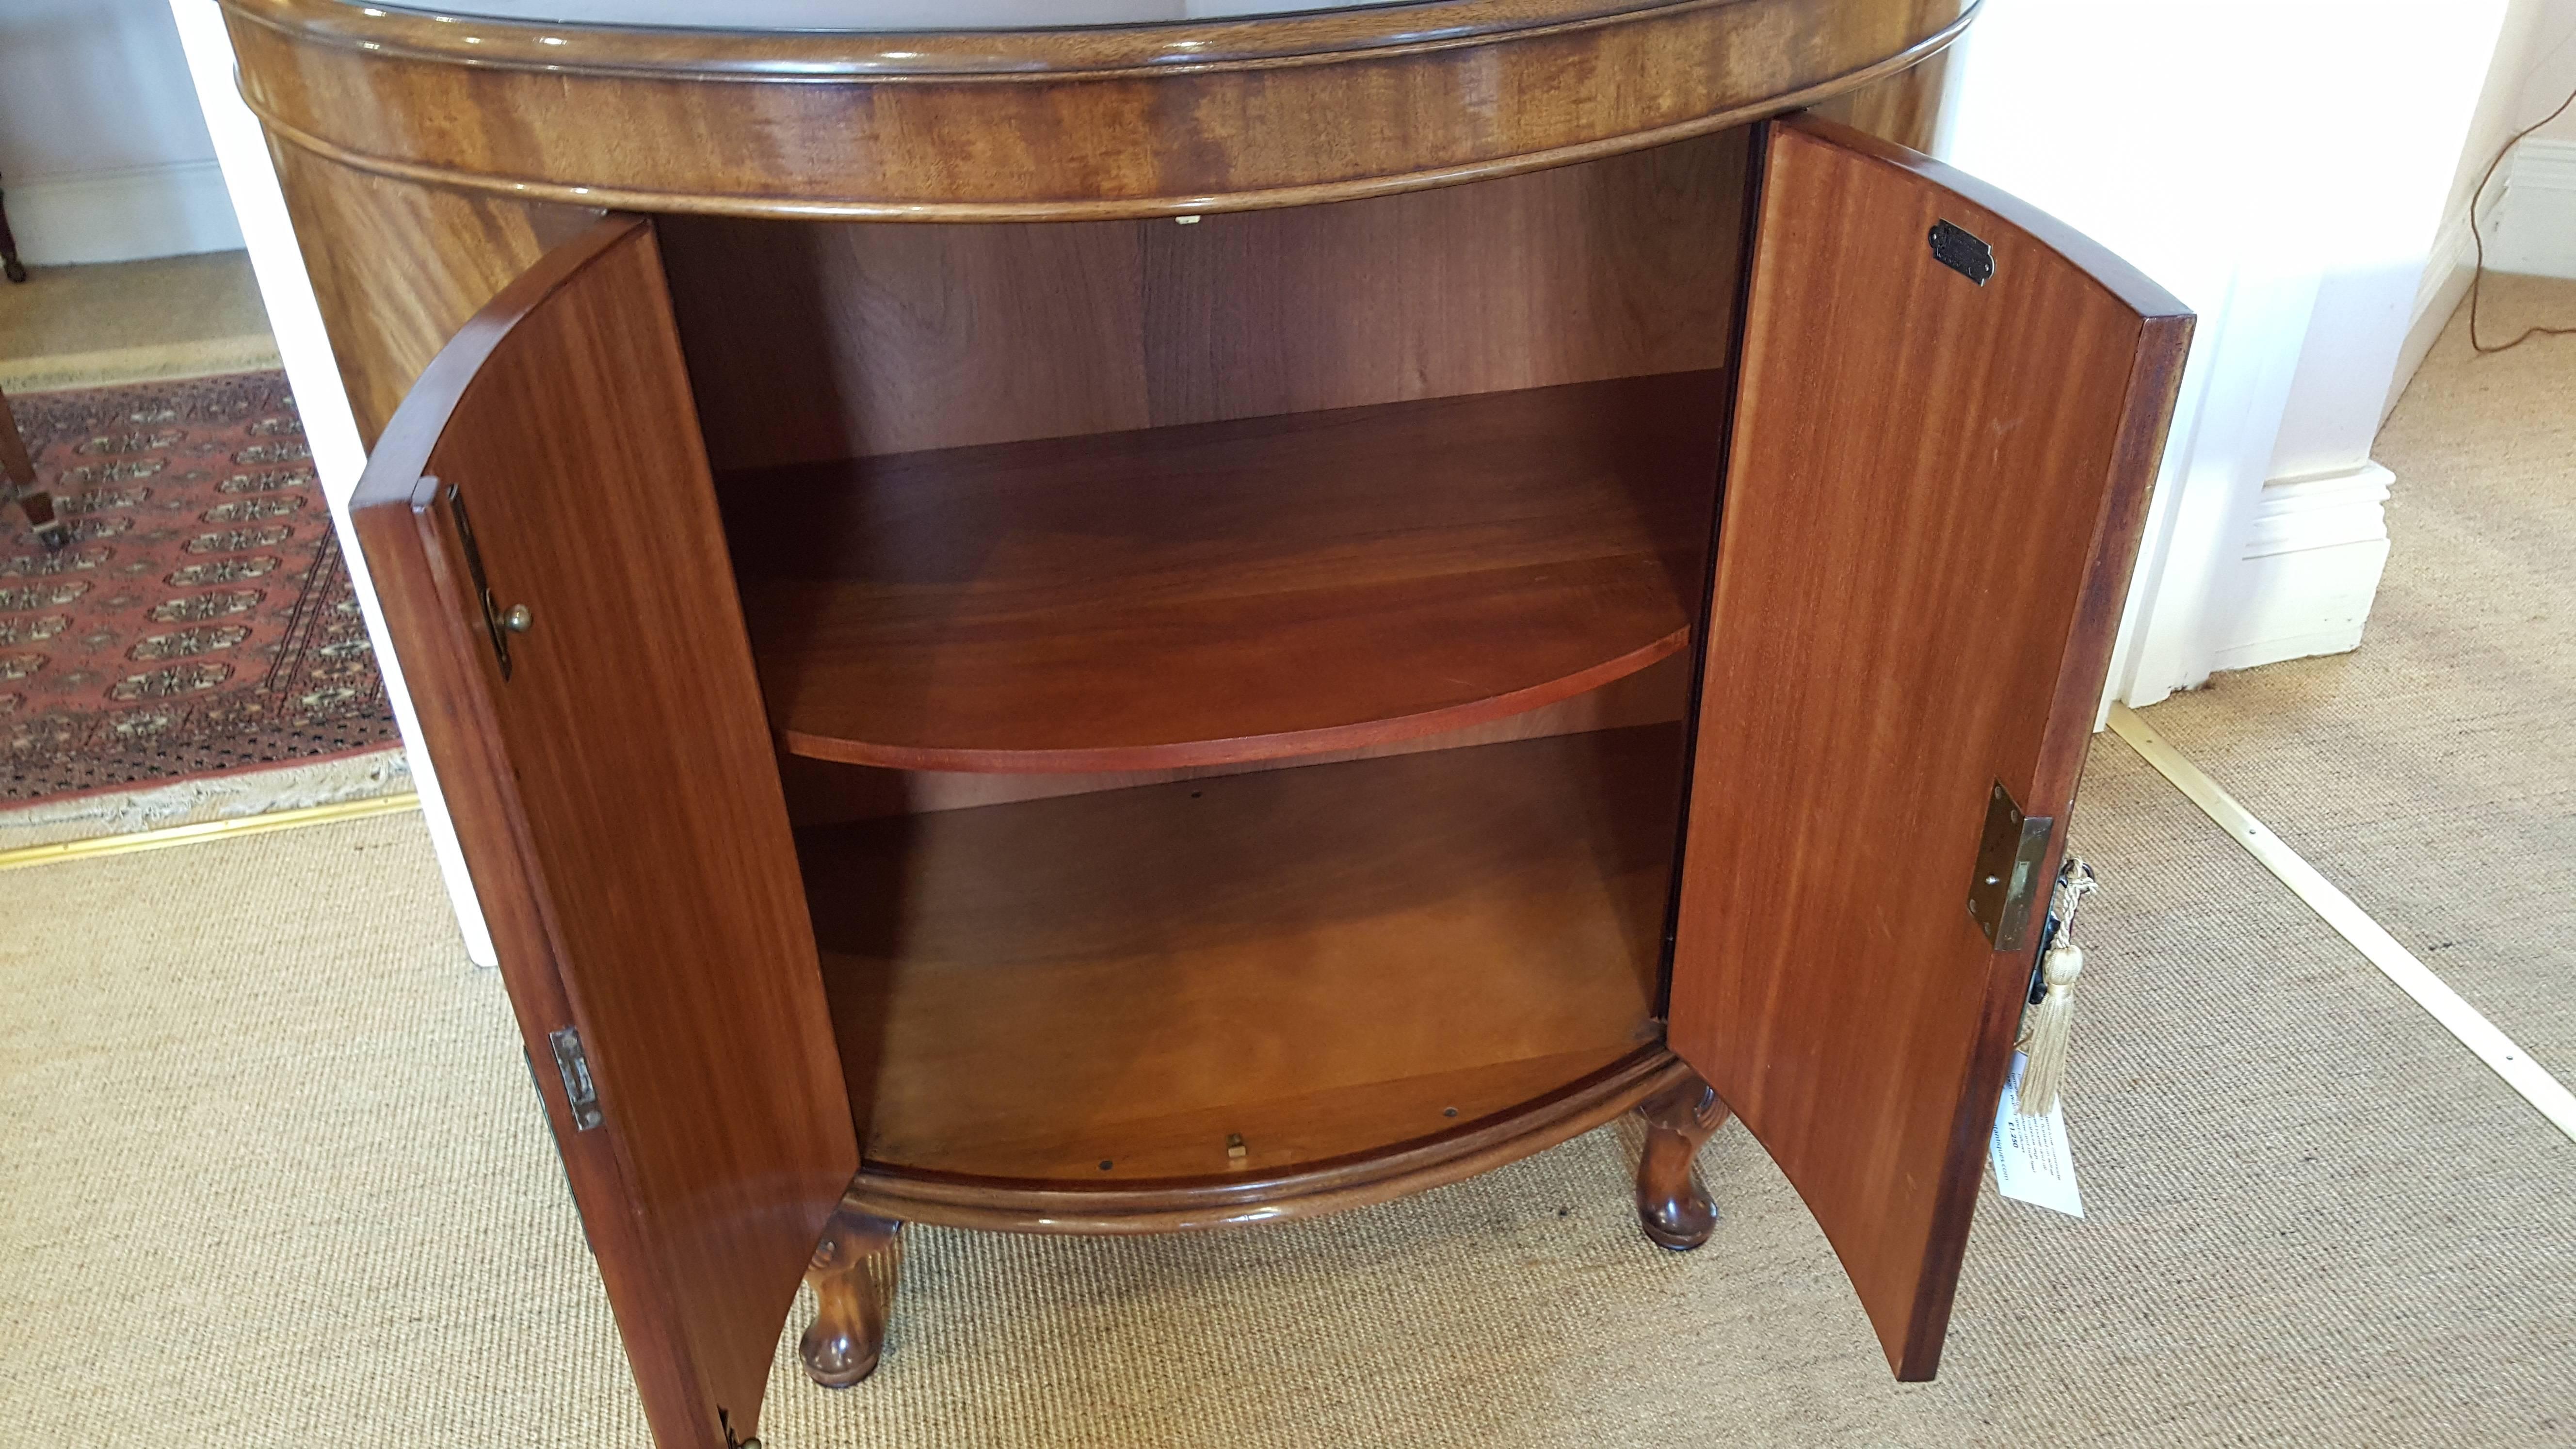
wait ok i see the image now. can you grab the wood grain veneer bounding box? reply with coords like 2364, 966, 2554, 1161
661, 131, 1748, 467
1806, 42, 1953, 150
1665, 118, 2191, 1380
267, 143, 599, 442
726, 373, 1725, 773
801, 726, 1687, 1186
346, 219, 860, 1449
222, 0, 1973, 220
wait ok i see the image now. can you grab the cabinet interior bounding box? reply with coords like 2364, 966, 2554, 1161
657, 128, 1755, 1187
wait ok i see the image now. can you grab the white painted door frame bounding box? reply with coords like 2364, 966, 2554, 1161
167, 0, 498, 965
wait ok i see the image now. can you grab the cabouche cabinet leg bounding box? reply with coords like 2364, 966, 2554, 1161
1634, 1071, 1731, 1251
800, 1208, 902, 1388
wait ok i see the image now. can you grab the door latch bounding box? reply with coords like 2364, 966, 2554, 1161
1966, 781, 2053, 952
1929, 219, 1994, 285
547, 1027, 604, 1131
439, 478, 516, 680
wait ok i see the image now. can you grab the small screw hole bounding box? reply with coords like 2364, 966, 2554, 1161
1098, 1159, 1114, 1171
1442, 1107, 1459, 1118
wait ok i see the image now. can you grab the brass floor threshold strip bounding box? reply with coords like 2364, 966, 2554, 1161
0, 791, 421, 874
2108, 703, 2576, 1143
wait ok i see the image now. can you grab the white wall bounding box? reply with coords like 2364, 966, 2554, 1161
2460, 1, 2576, 280
0, 0, 242, 263
1944, 0, 2515, 700
168, 0, 498, 965
2527, 0, 2576, 144
2390, 0, 2576, 402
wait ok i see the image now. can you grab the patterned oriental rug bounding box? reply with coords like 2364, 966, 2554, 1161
1, 371, 400, 806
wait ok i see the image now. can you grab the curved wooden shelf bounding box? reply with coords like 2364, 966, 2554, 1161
727, 373, 1724, 773
222, 0, 1973, 219
800, 726, 1691, 1232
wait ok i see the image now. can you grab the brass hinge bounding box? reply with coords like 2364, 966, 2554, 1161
1965, 781, 2053, 952
547, 1026, 604, 1131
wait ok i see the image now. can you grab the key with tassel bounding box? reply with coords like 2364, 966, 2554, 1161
2013, 855, 2097, 1118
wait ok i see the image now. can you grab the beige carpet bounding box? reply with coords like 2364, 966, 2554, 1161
3, 750, 2568, 1448
2141, 273, 2576, 1083
0, 251, 278, 391
4, 289, 2573, 1446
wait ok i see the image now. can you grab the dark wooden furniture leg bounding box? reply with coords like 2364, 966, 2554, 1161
1635, 1071, 1730, 1251
0, 382, 61, 551
0, 173, 25, 284
800, 1207, 902, 1387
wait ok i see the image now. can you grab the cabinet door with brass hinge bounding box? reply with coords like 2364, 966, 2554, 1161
348, 217, 858, 1449
1668, 116, 2192, 1380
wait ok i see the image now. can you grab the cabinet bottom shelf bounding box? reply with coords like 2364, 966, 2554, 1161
798, 725, 1689, 1219
847, 1047, 1690, 1234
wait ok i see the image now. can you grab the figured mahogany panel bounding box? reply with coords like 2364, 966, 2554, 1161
726, 373, 1726, 773
224, 0, 1969, 220
801, 726, 1686, 1184
1666, 119, 2190, 1379
661, 131, 1747, 467
347, 219, 858, 1449
267, 144, 598, 442
1806, 45, 1953, 151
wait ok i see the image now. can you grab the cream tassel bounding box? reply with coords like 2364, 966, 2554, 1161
2013, 855, 2096, 1118
2014, 940, 2081, 1116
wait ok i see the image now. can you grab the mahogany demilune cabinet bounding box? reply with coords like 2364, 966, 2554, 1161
310, 41, 2187, 1447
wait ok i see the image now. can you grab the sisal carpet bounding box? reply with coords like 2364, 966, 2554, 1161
2, 750, 2568, 1448
2138, 274, 2576, 1086
4, 290, 2573, 1447
0, 371, 399, 806
0, 252, 279, 393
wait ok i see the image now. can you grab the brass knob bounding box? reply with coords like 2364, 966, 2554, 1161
503, 603, 534, 633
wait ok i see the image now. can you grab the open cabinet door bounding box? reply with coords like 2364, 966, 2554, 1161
1668, 117, 2191, 1380
349, 218, 859, 1448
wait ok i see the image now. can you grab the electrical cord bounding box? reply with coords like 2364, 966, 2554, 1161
2467, 76, 2576, 354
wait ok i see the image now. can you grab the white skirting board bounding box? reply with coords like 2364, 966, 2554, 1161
2387, 209, 2482, 420
2, 160, 245, 265
2480, 137, 2576, 281
2208, 461, 2394, 675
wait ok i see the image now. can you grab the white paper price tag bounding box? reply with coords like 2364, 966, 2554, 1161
1990, 1052, 2084, 1217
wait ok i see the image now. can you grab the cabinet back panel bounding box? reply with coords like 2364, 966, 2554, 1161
661, 129, 1750, 470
